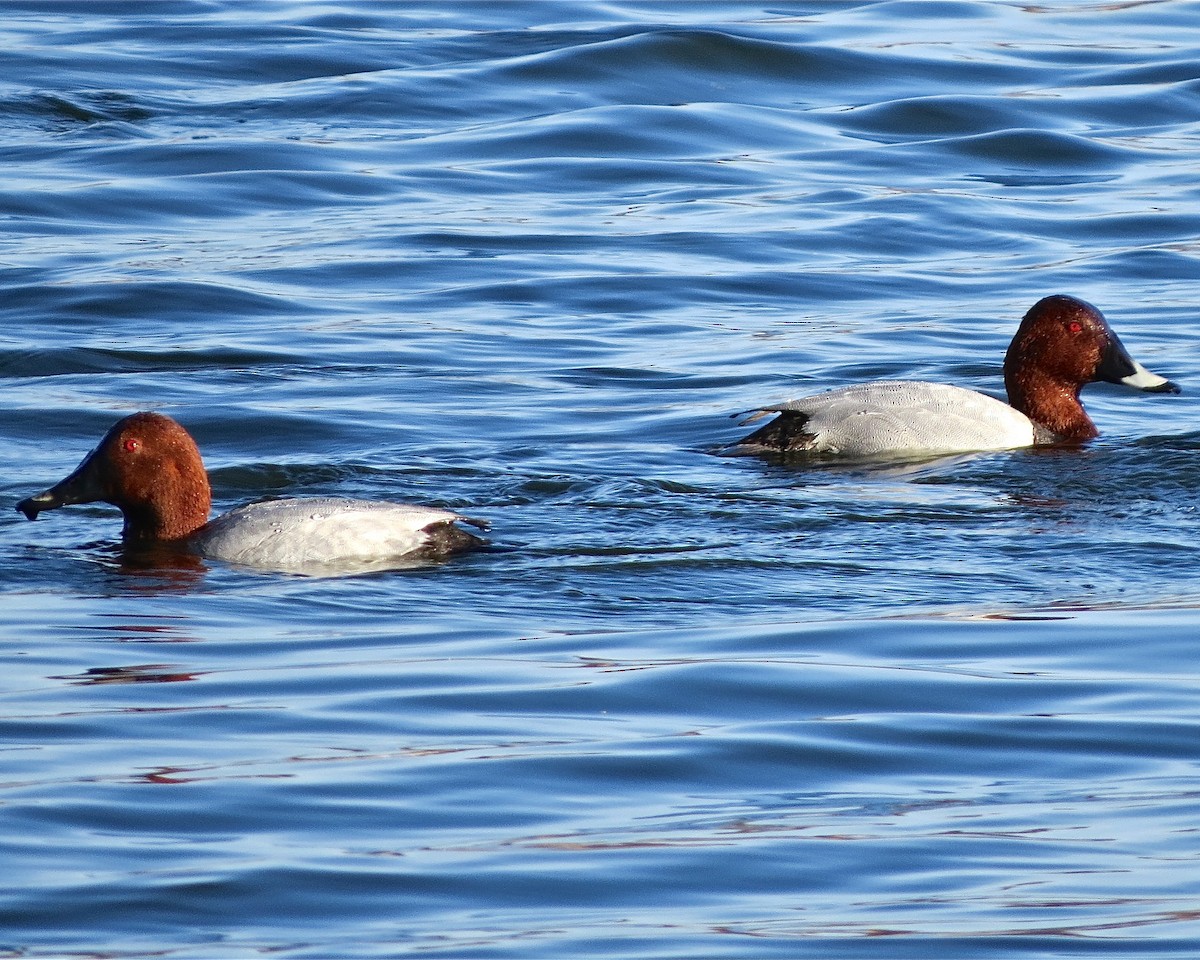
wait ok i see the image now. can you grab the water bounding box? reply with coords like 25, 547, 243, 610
3, 2, 1200, 956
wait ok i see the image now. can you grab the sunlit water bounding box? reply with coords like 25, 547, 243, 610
4, 2, 1200, 957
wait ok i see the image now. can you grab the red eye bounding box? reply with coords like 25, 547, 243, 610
124, 438, 141, 453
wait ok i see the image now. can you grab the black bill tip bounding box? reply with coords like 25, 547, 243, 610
16, 494, 53, 521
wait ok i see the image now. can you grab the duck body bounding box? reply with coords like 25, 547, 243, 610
736, 295, 1179, 458
16, 412, 486, 574
192, 497, 485, 571
739, 380, 1040, 457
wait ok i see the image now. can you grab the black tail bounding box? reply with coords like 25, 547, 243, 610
735, 411, 816, 453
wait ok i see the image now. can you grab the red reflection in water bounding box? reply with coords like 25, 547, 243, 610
52, 664, 202, 685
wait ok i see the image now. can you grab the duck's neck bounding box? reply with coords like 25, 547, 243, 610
120, 477, 212, 543
1006, 372, 1098, 442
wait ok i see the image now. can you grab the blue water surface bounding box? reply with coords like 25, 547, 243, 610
3, 2, 1200, 957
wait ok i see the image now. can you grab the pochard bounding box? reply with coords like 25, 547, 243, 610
16, 412, 486, 573
735, 295, 1179, 457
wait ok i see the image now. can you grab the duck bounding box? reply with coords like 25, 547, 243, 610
15, 412, 487, 573
734, 295, 1179, 458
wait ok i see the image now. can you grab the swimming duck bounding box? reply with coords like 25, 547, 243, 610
735, 295, 1179, 457
16, 412, 486, 573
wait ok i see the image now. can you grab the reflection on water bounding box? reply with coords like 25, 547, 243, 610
52, 664, 201, 685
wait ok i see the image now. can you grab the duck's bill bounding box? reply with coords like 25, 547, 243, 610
16, 489, 59, 520
16, 448, 105, 520
16, 479, 89, 521
1098, 335, 1181, 394
1120, 358, 1180, 394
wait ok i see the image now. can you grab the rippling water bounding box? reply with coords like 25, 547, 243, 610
4, 2, 1200, 957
